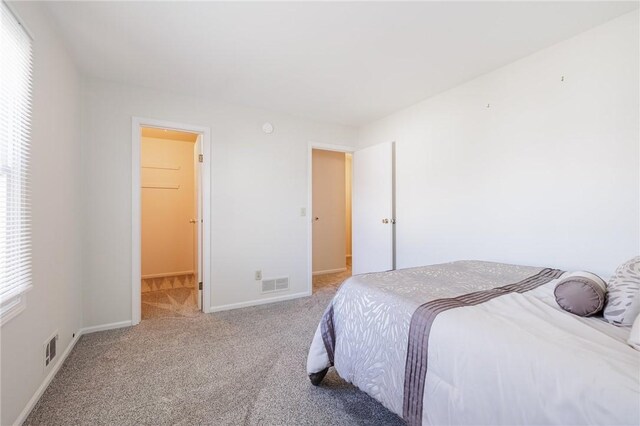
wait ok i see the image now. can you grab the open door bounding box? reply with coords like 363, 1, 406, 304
352, 141, 395, 275
195, 135, 203, 310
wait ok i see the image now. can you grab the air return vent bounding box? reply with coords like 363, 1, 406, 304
275, 278, 288, 290
44, 332, 58, 368
261, 277, 289, 293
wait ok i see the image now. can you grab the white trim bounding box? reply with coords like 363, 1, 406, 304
132, 117, 213, 325
209, 291, 311, 313
81, 320, 132, 335
141, 271, 194, 280
0, 285, 31, 327
312, 267, 347, 276
201, 131, 212, 314
307, 142, 355, 296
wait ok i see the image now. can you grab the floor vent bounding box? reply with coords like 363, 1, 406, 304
262, 277, 289, 293
45, 333, 58, 367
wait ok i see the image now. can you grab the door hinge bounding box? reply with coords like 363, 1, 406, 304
198, 154, 204, 163
198, 281, 203, 290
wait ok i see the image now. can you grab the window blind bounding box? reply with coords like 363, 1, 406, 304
0, 2, 33, 322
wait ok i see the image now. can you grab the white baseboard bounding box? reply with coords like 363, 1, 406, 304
81, 320, 132, 335
209, 291, 311, 313
14, 319, 134, 425
312, 267, 347, 276
14, 331, 81, 425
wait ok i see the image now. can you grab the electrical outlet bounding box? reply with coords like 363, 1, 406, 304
255, 270, 262, 281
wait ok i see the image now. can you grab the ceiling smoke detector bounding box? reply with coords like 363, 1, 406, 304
262, 122, 274, 134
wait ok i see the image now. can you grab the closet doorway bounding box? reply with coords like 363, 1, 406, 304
309, 145, 353, 292
131, 118, 211, 325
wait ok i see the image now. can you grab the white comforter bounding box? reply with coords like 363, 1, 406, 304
307, 261, 640, 425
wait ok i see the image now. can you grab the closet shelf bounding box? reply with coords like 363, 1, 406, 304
142, 183, 180, 190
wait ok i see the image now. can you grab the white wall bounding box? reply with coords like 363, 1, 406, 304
81, 78, 356, 326
141, 136, 196, 277
358, 11, 639, 277
0, 2, 83, 425
312, 150, 346, 273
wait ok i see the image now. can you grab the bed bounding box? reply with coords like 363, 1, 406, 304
307, 260, 640, 425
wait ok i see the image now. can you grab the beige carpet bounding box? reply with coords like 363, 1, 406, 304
142, 287, 199, 320
313, 269, 352, 292
25, 265, 402, 425
313, 258, 352, 293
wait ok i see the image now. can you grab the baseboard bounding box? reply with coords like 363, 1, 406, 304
141, 271, 194, 279
312, 267, 347, 276
209, 291, 311, 313
81, 320, 132, 335
14, 331, 82, 425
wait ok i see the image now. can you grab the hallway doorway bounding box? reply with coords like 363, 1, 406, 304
311, 148, 353, 292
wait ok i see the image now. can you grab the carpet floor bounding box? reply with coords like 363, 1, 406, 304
25, 269, 403, 425
141, 286, 200, 320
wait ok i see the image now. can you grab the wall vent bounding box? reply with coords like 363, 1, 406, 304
275, 278, 288, 290
44, 333, 59, 368
262, 279, 276, 293
262, 277, 289, 293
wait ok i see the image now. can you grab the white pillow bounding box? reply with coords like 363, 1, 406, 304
603, 256, 640, 326
628, 315, 640, 351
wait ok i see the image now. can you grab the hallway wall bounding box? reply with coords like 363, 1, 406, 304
312, 150, 346, 274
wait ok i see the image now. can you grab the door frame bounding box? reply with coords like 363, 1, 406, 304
307, 142, 355, 295
131, 117, 212, 325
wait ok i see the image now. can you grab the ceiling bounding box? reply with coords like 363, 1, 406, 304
44, 1, 638, 126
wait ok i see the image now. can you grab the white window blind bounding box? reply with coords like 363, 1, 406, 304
0, 2, 33, 325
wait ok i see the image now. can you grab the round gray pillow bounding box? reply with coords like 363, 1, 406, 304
554, 271, 606, 317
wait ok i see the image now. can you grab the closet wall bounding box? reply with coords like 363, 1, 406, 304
141, 134, 197, 282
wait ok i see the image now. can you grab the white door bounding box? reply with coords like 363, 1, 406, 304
195, 135, 203, 310
352, 141, 395, 275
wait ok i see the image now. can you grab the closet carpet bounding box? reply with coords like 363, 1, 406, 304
141, 286, 199, 320
25, 269, 403, 425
